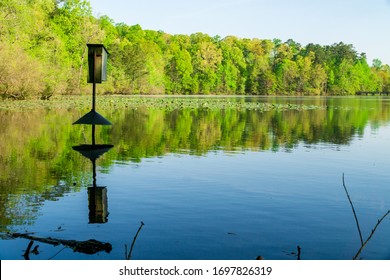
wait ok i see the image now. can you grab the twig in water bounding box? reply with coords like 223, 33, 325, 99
23, 241, 34, 260
353, 210, 390, 260
125, 221, 145, 260
342, 173, 364, 246
48, 247, 68, 260
342, 173, 390, 259
297, 245, 301, 260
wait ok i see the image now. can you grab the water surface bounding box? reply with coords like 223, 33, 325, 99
1, 96, 389, 260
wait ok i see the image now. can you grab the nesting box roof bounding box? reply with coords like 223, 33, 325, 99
87, 44, 109, 54
73, 110, 112, 125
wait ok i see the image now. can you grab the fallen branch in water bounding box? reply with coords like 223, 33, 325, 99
10, 233, 112, 255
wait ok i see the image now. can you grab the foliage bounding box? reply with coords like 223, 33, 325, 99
1, 0, 390, 98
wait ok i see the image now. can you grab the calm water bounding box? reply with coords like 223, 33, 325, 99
1, 96, 390, 260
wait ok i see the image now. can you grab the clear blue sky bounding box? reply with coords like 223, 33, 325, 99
88, 0, 390, 65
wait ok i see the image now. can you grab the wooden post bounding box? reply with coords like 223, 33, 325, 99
92, 49, 97, 111
92, 82, 96, 111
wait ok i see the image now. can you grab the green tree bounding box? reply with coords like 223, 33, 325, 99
218, 36, 247, 94
51, 0, 103, 93
165, 39, 194, 94
244, 39, 275, 95
191, 36, 223, 94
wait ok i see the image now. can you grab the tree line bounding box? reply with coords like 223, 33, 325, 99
1, 0, 390, 99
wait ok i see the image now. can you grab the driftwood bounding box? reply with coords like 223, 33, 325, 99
10, 233, 112, 255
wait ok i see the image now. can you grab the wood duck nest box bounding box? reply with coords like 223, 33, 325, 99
87, 44, 109, 83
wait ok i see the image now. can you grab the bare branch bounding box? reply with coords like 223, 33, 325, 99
342, 173, 364, 246
126, 221, 145, 260
353, 210, 390, 260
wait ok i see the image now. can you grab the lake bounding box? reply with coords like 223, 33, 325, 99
0, 96, 389, 260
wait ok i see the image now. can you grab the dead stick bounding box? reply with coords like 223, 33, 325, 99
127, 221, 145, 260
353, 210, 390, 260
342, 173, 364, 246
23, 241, 34, 260
297, 245, 301, 260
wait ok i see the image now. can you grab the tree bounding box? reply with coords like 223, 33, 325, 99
51, 0, 105, 94
0, 42, 45, 99
192, 39, 223, 94
244, 39, 275, 95
218, 36, 247, 94
165, 40, 194, 94
372, 58, 382, 70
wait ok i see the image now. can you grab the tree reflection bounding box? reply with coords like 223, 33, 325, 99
1, 98, 390, 234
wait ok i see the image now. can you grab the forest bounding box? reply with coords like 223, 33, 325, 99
1, 0, 390, 99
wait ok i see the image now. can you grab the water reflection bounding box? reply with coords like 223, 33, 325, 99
72, 144, 112, 223
1, 97, 390, 260
72, 124, 113, 224
5, 121, 116, 259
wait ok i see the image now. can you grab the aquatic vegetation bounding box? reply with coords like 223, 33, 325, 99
0, 96, 327, 112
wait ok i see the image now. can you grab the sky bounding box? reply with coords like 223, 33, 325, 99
88, 0, 390, 65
